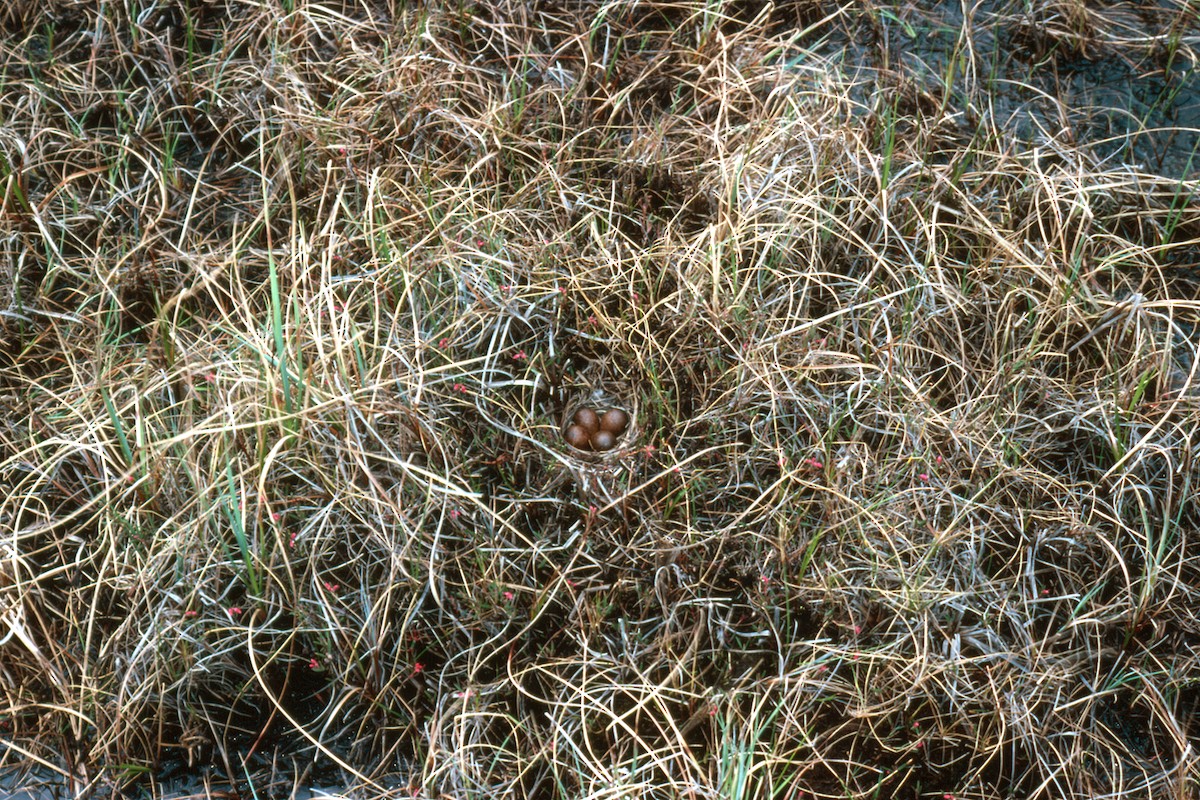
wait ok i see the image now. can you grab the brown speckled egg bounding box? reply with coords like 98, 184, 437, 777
591, 429, 616, 451
573, 407, 600, 435
599, 408, 629, 435
564, 424, 591, 449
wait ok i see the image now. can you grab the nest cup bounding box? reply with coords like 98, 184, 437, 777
560, 394, 637, 462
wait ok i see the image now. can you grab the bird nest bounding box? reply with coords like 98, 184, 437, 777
557, 389, 639, 502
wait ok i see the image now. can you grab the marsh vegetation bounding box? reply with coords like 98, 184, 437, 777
0, 1, 1198, 798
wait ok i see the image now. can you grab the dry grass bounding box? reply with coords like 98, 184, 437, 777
1, 1, 1198, 798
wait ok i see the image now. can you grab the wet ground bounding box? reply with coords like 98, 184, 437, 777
0, 763, 411, 800
807, 0, 1199, 179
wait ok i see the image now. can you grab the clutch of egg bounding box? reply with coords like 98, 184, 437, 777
564, 406, 629, 451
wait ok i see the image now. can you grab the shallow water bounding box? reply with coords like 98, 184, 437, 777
0, 761, 404, 800
806, 0, 1199, 179
0, 768, 355, 800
